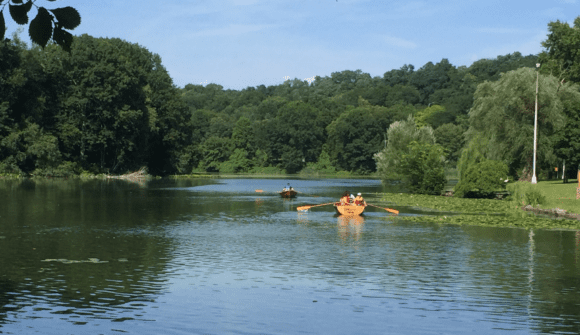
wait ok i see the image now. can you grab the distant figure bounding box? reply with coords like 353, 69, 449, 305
340, 190, 351, 205
354, 193, 366, 206
283, 185, 288, 191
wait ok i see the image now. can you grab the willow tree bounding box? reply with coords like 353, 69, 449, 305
466, 67, 580, 178
374, 115, 436, 180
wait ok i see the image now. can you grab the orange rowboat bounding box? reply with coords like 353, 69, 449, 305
334, 203, 366, 216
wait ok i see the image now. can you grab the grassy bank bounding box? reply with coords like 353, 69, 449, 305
535, 180, 580, 214
377, 180, 580, 230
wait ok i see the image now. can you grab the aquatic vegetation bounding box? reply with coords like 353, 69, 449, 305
381, 192, 518, 214
380, 191, 580, 230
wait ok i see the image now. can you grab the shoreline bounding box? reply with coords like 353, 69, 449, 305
521, 205, 580, 220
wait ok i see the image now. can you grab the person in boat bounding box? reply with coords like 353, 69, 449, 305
340, 191, 351, 205
350, 193, 355, 203
354, 193, 366, 206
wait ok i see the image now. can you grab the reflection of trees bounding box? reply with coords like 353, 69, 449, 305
0, 178, 213, 324
527, 230, 580, 334
461, 226, 580, 333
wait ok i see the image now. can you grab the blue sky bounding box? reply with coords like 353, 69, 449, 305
3, 0, 579, 90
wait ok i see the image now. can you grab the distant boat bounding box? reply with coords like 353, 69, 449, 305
279, 190, 297, 198
334, 203, 366, 216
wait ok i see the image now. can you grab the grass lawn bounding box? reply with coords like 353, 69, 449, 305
537, 180, 580, 214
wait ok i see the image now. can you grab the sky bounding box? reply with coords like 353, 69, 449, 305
3, 0, 579, 90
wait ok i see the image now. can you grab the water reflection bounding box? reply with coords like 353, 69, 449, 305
337, 215, 364, 241
0, 178, 212, 329
3, 178, 580, 334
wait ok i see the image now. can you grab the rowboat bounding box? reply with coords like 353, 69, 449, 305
334, 203, 366, 216
279, 190, 297, 198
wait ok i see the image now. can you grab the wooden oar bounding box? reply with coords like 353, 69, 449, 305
255, 189, 264, 193
297, 202, 334, 211
367, 203, 399, 214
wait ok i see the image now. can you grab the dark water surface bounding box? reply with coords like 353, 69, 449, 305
1, 178, 580, 334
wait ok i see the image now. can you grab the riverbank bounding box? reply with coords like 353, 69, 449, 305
378, 180, 580, 230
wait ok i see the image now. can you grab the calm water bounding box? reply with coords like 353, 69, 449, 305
1, 178, 580, 334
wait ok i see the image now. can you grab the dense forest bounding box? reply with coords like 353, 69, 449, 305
1, 16, 580, 180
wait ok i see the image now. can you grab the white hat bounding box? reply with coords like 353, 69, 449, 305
357, 193, 361, 195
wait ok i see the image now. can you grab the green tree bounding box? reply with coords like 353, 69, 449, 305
466, 67, 580, 177
326, 98, 392, 173
198, 136, 232, 172
374, 115, 436, 180
255, 101, 324, 173
231, 116, 254, 152
553, 91, 580, 180
414, 104, 446, 128
468, 52, 538, 83
434, 123, 465, 166
538, 17, 580, 84
454, 159, 509, 198
399, 141, 447, 195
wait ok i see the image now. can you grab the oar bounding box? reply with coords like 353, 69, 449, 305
367, 203, 399, 214
255, 189, 264, 193
297, 202, 334, 211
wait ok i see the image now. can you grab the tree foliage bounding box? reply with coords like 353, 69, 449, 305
326, 98, 392, 174
399, 141, 447, 195
434, 123, 465, 165
466, 67, 580, 177
374, 115, 436, 180
0, 24, 556, 177
538, 16, 580, 84
454, 159, 509, 198
1, 0, 81, 51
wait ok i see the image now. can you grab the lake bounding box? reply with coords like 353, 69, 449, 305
1, 177, 580, 334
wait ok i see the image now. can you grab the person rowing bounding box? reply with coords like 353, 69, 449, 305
354, 193, 366, 206
340, 191, 351, 205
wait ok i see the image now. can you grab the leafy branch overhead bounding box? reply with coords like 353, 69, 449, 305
1, 0, 81, 51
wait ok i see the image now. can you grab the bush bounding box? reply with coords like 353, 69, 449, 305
454, 159, 509, 198
249, 166, 284, 175
399, 141, 447, 195
336, 170, 352, 177
507, 181, 547, 207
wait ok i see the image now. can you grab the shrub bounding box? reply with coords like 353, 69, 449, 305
454, 159, 509, 198
507, 181, 547, 207
249, 166, 284, 175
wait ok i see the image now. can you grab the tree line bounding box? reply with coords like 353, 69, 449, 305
2, 16, 579, 183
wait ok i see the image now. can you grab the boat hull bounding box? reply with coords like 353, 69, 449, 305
279, 190, 297, 198
334, 203, 366, 216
